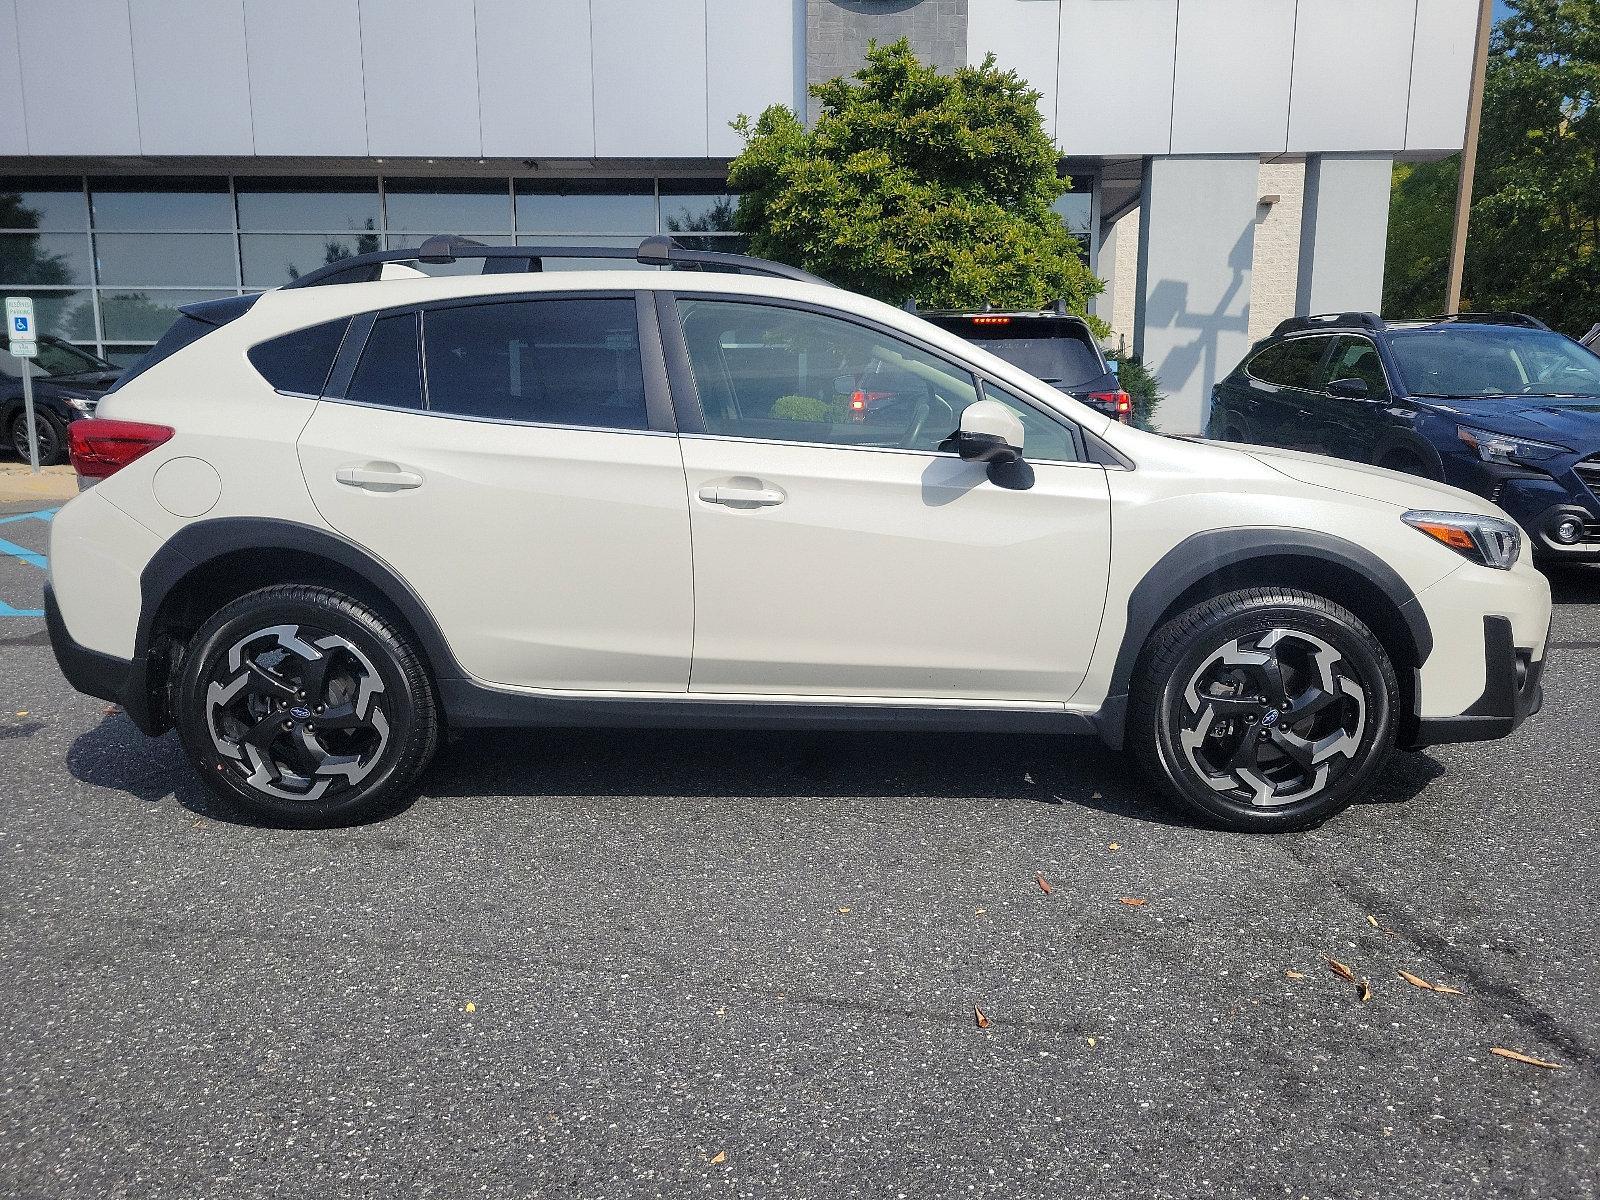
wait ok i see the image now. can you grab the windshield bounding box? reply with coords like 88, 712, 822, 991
1389, 326, 1600, 399
962, 333, 1105, 389
0, 337, 114, 380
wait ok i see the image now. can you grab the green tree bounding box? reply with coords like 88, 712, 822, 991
728, 39, 1103, 321
1383, 0, 1598, 334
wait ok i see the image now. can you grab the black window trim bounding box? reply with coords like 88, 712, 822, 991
1245, 333, 1338, 393
1323, 331, 1395, 399
656, 289, 1098, 466
318, 289, 675, 435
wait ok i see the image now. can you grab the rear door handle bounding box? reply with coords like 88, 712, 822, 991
696, 482, 786, 508
335, 463, 424, 491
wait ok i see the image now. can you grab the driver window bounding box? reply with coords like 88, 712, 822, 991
676, 299, 976, 451
1325, 336, 1390, 399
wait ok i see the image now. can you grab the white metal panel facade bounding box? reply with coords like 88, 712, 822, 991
1287, 0, 1417, 153
1406, 0, 1476, 151
0, 2, 28, 155
14, 0, 140, 155
360, 0, 482, 158
707, 0, 798, 157
592, 0, 709, 159
243, 0, 369, 156
477, 0, 596, 158
967, 0, 1062, 141
1056, 0, 1178, 156
129, 0, 254, 155
1169, 0, 1295, 154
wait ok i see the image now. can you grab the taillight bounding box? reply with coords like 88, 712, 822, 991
1089, 391, 1133, 423
68, 418, 174, 480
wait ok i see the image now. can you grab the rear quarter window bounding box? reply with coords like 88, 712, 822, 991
247, 318, 351, 396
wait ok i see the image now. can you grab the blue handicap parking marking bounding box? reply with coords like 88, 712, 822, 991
0, 507, 54, 617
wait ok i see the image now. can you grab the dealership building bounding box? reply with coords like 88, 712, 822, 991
0, 0, 1478, 432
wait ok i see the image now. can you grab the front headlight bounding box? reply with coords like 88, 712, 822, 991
1403, 510, 1522, 570
1456, 424, 1568, 466
63, 394, 98, 416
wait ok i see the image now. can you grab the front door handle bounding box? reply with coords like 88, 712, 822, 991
335, 463, 424, 491
696, 482, 786, 508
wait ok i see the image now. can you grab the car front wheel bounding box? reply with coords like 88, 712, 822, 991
174, 584, 439, 825
10, 408, 67, 465
1129, 587, 1399, 832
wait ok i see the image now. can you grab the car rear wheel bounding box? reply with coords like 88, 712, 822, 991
10, 408, 67, 465
174, 584, 438, 825
1129, 587, 1398, 832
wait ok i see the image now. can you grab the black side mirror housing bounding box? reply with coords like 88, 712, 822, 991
956, 429, 1021, 465
1328, 376, 1371, 400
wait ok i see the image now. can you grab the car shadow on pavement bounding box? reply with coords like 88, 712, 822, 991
65, 715, 1447, 831
1546, 562, 1600, 604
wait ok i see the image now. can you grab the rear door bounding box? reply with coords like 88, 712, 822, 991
297, 292, 694, 692
664, 294, 1111, 704
1238, 336, 1335, 449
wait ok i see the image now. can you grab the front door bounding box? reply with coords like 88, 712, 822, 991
297, 294, 694, 692
1317, 334, 1395, 462
665, 296, 1111, 704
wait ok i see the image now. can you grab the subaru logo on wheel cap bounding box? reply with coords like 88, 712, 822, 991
290, 706, 312, 720
1262, 708, 1282, 727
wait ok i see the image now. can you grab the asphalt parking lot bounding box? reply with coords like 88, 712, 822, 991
2, 495, 1597, 1199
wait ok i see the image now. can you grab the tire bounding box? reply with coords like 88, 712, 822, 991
1128, 587, 1398, 833
173, 584, 439, 825
10, 408, 68, 465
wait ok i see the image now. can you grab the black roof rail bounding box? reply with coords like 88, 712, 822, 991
1271, 312, 1385, 338
1415, 311, 1551, 331
278, 234, 831, 290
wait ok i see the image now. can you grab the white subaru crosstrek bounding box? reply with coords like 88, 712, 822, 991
46, 237, 1551, 831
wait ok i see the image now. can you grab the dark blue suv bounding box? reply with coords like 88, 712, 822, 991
1208, 312, 1600, 563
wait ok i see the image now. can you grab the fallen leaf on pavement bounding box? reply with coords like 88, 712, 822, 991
1322, 954, 1357, 983
1491, 1047, 1562, 1069
1108, 842, 1121, 851
974, 1005, 990, 1029
1358, 978, 1372, 1003
974, 907, 986, 916
1398, 970, 1434, 991
1284, 970, 1307, 980
1433, 983, 1464, 995
837, 906, 850, 913
709, 1150, 727, 1164
1118, 897, 1147, 907
464, 1002, 476, 1013
14, 711, 27, 717
1086, 1037, 1096, 1047
1367, 915, 1380, 928
1036, 873, 1052, 895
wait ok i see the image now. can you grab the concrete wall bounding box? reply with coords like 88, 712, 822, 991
0, 0, 1478, 160
1296, 153, 1393, 315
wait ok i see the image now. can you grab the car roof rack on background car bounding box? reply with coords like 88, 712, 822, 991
1413, 311, 1550, 330
278, 234, 831, 290
1270, 312, 1386, 337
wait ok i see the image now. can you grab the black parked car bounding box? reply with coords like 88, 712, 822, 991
1208, 312, 1600, 563
920, 306, 1131, 423
1, 336, 121, 464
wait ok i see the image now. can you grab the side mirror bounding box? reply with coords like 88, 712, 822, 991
1328, 376, 1371, 400
956, 400, 1025, 465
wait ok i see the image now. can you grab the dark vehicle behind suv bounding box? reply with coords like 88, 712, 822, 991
921, 307, 1131, 423
1208, 312, 1600, 563
1, 335, 121, 464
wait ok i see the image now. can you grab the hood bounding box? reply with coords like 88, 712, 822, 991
44, 368, 121, 392
1239, 445, 1503, 517
1415, 396, 1600, 452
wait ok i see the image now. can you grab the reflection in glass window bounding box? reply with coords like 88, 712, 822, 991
659, 183, 737, 234
0, 233, 92, 286
90, 181, 233, 231
385, 233, 516, 275
0, 185, 89, 231
979, 381, 1080, 462
514, 234, 652, 272
99, 290, 235, 341
423, 298, 647, 429
676, 299, 978, 452
384, 179, 512, 232
235, 179, 381, 231
241, 231, 382, 287
1052, 192, 1092, 240
346, 313, 422, 409
516, 181, 655, 234
94, 233, 237, 287
11, 291, 96, 341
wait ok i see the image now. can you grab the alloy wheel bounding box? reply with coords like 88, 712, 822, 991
12, 414, 57, 462
205, 623, 391, 803
1177, 627, 1367, 808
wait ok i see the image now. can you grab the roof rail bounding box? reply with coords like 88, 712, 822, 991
1415, 311, 1551, 331
1271, 312, 1385, 338
278, 234, 831, 290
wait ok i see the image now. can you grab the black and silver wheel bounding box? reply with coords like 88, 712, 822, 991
10, 408, 67, 465
1130, 587, 1398, 831
175, 585, 438, 824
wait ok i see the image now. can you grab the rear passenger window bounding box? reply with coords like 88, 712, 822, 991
422, 298, 647, 430
346, 313, 422, 409
1247, 337, 1330, 389
247, 318, 350, 396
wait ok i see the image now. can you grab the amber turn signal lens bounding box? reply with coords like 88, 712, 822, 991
1412, 522, 1478, 552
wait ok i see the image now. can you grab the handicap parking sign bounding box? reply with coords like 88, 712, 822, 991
11, 315, 28, 334
5, 296, 37, 343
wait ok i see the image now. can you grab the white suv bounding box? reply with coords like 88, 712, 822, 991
46, 237, 1551, 831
